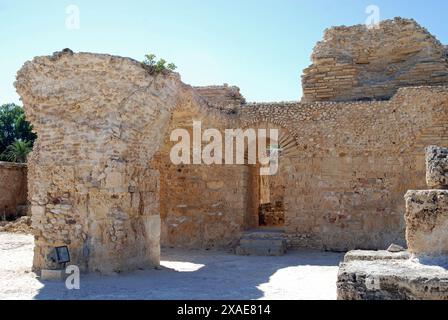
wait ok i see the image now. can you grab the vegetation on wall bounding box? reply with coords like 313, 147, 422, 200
0, 103, 36, 163
142, 53, 177, 75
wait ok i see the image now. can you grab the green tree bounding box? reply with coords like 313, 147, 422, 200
167, 63, 177, 71
1, 140, 32, 163
0, 103, 36, 161
143, 53, 156, 67
142, 53, 177, 74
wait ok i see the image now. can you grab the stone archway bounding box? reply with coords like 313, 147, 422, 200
241, 122, 300, 232
15, 50, 192, 273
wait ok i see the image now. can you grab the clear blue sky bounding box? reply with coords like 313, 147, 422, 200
1, 0, 447, 104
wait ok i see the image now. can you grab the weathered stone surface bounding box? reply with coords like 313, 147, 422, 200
15, 51, 188, 273
426, 146, 448, 189
0, 215, 32, 234
343, 250, 409, 262
302, 18, 448, 102
337, 258, 448, 300
193, 84, 245, 112
235, 230, 287, 256
13, 18, 448, 274
155, 86, 448, 251
387, 244, 405, 253
405, 190, 448, 256
40, 269, 63, 281
338, 145, 448, 300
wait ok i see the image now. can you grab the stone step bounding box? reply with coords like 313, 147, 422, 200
235, 230, 287, 256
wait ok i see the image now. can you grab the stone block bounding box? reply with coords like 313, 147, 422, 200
426, 146, 448, 189
40, 269, 63, 281
236, 230, 287, 256
343, 250, 409, 263
337, 259, 448, 300
405, 190, 448, 256
143, 215, 161, 266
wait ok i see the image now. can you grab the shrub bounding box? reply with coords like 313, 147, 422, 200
1, 139, 32, 163
142, 53, 177, 75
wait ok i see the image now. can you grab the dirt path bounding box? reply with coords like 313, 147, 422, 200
0, 232, 343, 300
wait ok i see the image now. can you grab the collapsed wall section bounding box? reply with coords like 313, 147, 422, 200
302, 18, 448, 102
193, 84, 246, 112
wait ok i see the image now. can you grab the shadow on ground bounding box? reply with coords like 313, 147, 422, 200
33, 248, 344, 300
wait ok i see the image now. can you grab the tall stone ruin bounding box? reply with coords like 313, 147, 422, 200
14, 18, 448, 274
302, 18, 448, 102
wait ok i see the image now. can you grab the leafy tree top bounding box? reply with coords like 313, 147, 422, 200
0, 103, 36, 162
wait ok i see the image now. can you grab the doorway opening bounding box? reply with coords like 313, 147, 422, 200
258, 143, 285, 229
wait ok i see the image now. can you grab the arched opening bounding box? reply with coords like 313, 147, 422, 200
244, 123, 300, 232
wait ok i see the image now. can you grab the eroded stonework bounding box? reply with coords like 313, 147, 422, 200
426, 145, 448, 189
338, 146, 448, 300
302, 18, 448, 102
405, 190, 448, 256
14, 18, 448, 273
15, 50, 188, 272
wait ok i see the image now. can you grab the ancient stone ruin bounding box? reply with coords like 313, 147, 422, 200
337, 146, 448, 300
302, 18, 448, 102
14, 18, 448, 277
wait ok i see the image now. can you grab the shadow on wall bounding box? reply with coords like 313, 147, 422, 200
33, 249, 344, 300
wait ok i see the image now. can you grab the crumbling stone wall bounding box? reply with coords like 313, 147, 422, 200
238, 87, 448, 250
194, 84, 246, 113
302, 18, 448, 102
338, 146, 448, 300
15, 50, 188, 272
0, 162, 27, 219
152, 86, 448, 251
14, 18, 448, 271
151, 102, 258, 249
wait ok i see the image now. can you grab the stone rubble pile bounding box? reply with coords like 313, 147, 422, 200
0, 216, 33, 234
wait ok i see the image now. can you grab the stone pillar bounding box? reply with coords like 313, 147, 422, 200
15, 50, 183, 273
405, 146, 448, 257
426, 146, 448, 189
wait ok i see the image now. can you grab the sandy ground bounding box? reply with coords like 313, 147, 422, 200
0, 232, 344, 300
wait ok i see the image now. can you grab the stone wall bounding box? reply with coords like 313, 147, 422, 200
14, 18, 448, 272
338, 146, 448, 300
193, 84, 246, 113
15, 50, 189, 273
150, 85, 448, 251
302, 18, 448, 102
0, 162, 27, 218
151, 102, 259, 249
238, 87, 448, 250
